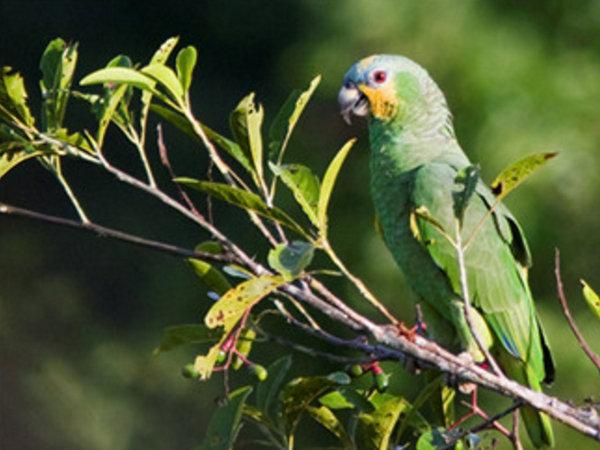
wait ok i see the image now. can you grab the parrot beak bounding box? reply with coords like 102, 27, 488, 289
338, 81, 369, 125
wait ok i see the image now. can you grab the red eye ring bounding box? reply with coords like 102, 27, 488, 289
373, 70, 387, 84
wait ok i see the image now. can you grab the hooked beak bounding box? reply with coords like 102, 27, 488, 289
338, 82, 369, 125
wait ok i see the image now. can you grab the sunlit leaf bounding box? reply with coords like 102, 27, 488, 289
256, 355, 292, 419
270, 162, 320, 225
198, 386, 253, 450
0, 68, 34, 126
268, 240, 314, 281
357, 392, 410, 450
581, 279, 600, 321
317, 138, 356, 238
230, 93, 264, 186
141, 63, 184, 102
452, 165, 479, 225
150, 104, 253, 173
194, 344, 223, 380
269, 75, 320, 162
153, 324, 224, 354
490, 152, 557, 200
96, 83, 129, 148
80, 67, 160, 96
140, 36, 179, 132
204, 275, 285, 330
306, 406, 353, 447
175, 178, 308, 237
176, 45, 197, 93
0, 150, 42, 179
319, 389, 374, 412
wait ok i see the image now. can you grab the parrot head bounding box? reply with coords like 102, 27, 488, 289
338, 54, 441, 126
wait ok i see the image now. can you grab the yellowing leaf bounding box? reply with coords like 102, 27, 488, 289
581, 279, 600, 321
491, 152, 557, 200
317, 138, 356, 238
0, 150, 42, 179
230, 93, 265, 186
205, 275, 285, 330
195, 345, 223, 380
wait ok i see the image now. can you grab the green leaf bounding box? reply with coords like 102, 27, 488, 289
0, 68, 34, 126
140, 36, 179, 132
281, 374, 350, 431
199, 386, 253, 450
491, 152, 557, 200
452, 165, 479, 225
357, 392, 410, 450
306, 406, 353, 448
232, 327, 256, 370
39, 38, 78, 130
176, 46, 197, 93
270, 162, 320, 225
175, 178, 308, 237
230, 93, 265, 185
204, 275, 285, 330
188, 258, 232, 296
150, 104, 253, 173
96, 83, 129, 148
581, 279, 600, 321
141, 63, 184, 102
256, 355, 292, 419
269, 75, 320, 162
416, 427, 447, 450
80, 67, 160, 96
319, 389, 374, 412
153, 324, 224, 354
268, 240, 314, 281
0, 149, 42, 179
317, 138, 356, 238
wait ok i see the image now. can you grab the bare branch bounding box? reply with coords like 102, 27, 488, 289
0, 202, 235, 264
554, 248, 600, 373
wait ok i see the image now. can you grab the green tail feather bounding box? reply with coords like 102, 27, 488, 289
498, 352, 555, 448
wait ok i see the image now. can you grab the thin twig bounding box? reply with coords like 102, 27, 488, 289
454, 220, 504, 377
0, 202, 235, 264
554, 248, 600, 373
444, 400, 523, 448
511, 409, 524, 450
53, 166, 90, 224
322, 240, 399, 325
157, 124, 203, 217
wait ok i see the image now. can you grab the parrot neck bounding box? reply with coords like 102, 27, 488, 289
367, 80, 458, 173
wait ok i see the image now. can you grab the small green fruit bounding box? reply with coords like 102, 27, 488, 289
348, 364, 364, 377
182, 364, 199, 379
249, 364, 268, 382
216, 350, 227, 364
374, 372, 390, 392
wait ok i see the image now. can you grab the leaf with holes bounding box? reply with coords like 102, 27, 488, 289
491, 152, 557, 200
204, 275, 285, 330
230, 93, 264, 186
270, 162, 320, 225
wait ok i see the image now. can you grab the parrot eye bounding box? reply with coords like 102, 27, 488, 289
372, 70, 387, 84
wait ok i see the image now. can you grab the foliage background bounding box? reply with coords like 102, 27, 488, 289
1, 1, 599, 449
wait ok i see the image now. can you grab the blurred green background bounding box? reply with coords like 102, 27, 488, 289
1, 1, 599, 449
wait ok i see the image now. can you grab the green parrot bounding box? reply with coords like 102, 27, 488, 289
338, 55, 555, 448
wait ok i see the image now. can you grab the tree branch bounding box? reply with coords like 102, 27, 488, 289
554, 248, 600, 373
